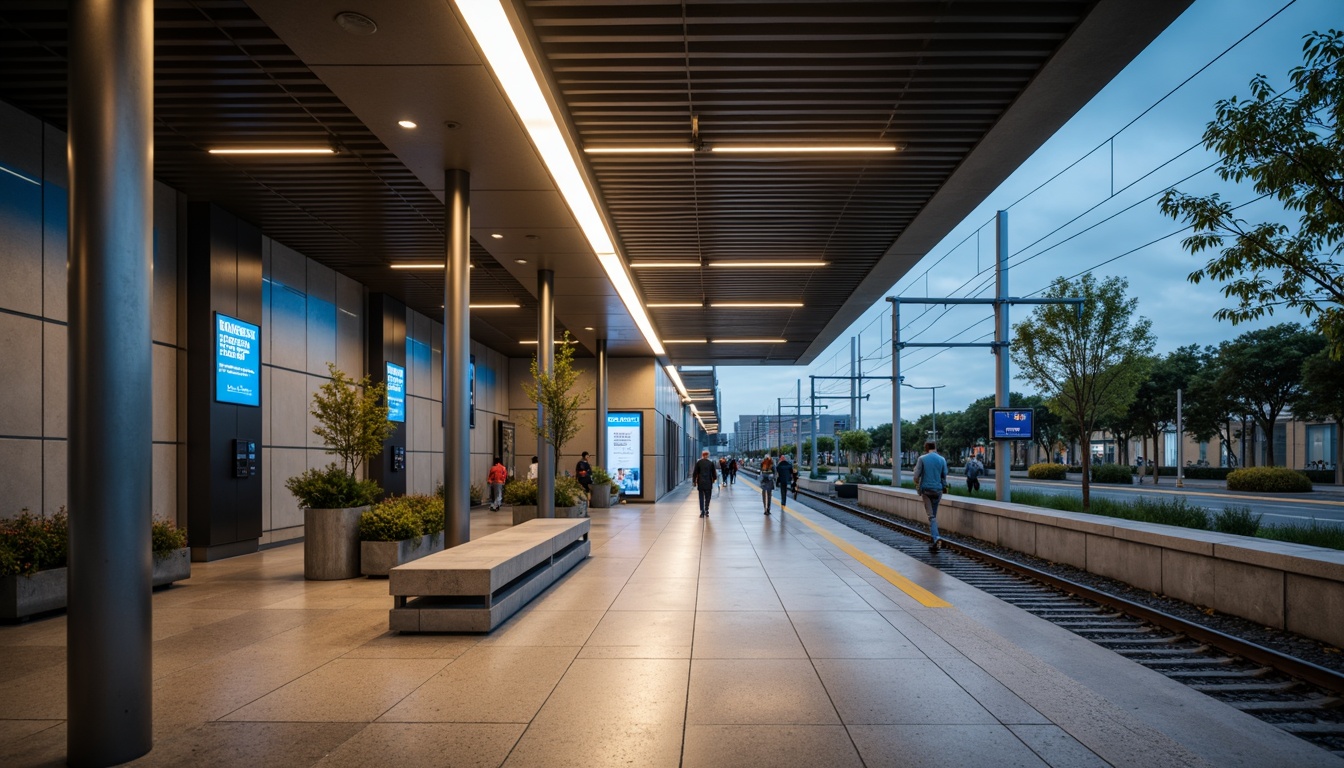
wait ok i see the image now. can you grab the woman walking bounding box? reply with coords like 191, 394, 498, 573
760, 454, 776, 515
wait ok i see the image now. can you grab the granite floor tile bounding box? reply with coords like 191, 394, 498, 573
341, 632, 481, 660
691, 610, 806, 658
502, 719, 683, 768
379, 646, 577, 723
682, 725, 864, 768
769, 577, 878, 611
220, 657, 451, 722
313, 722, 523, 768
0, 719, 61, 748
848, 724, 1050, 768
814, 658, 998, 725
586, 610, 695, 647
609, 578, 699, 611
688, 659, 839, 725
1009, 724, 1111, 767
0, 720, 64, 768
0, 646, 64, 685
475, 609, 604, 647
129, 721, 364, 767
788, 610, 924, 659
695, 577, 784, 611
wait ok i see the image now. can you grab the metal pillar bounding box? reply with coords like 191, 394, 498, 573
596, 338, 608, 467
856, 337, 863, 430
1176, 389, 1185, 488
444, 170, 472, 547
809, 378, 817, 473
67, 0, 154, 763
849, 337, 857, 429
890, 301, 902, 485
994, 210, 1012, 502
537, 270, 556, 516
796, 379, 802, 464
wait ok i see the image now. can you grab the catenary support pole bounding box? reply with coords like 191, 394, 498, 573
994, 210, 1012, 502
796, 379, 802, 464
809, 377, 817, 474
849, 336, 857, 429
856, 337, 863, 430
890, 299, 902, 486
596, 338, 608, 466
537, 270, 556, 516
444, 169, 472, 547
67, 0, 155, 763
1176, 388, 1184, 488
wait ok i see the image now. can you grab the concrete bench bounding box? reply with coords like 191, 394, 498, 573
388, 518, 590, 633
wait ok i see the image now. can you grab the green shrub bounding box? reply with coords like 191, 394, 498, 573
151, 519, 188, 557
1212, 506, 1262, 536
405, 494, 444, 536
555, 476, 585, 507
1089, 463, 1133, 484
1182, 466, 1233, 481
591, 466, 613, 484
504, 479, 538, 505
1226, 467, 1312, 493
285, 463, 382, 509
0, 508, 69, 576
1258, 520, 1344, 550
359, 497, 422, 542
1027, 463, 1067, 480
468, 483, 483, 505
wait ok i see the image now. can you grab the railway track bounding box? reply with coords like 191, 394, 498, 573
779, 480, 1344, 758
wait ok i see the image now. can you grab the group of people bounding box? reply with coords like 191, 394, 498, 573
484, 450, 598, 511
689, 451, 797, 517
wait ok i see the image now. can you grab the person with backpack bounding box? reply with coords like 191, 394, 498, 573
759, 454, 777, 515
775, 454, 795, 508
913, 441, 949, 553
964, 455, 984, 493
718, 456, 730, 488
691, 450, 718, 517
575, 451, 593, 501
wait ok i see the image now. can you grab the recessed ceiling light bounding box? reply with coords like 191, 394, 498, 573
710, 302, 804, 308
208, 148, 336, 155
491, 233, 504, 239
469, 303, 521, 309
647, 303, 703, 308
584, 326, 594, 331
390, 263, 444, 270
629, 262, 700, 269
664, 339, 708, 344
524, 234, 541, 240
711, 144, 899, 154
398, 120, 417, 129
334, 11, 378, 35
514, 258, 528, 264
711, 338, 787, 344
584, 146, 696, 154
710, 261, 827, 268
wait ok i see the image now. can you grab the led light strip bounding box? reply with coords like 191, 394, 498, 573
665, 365, 691, 401
454, 0, 664, 357
710, 302, 803, 308
207, 148, 336, 155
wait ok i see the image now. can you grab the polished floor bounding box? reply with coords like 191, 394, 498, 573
1, 481, 1338, 767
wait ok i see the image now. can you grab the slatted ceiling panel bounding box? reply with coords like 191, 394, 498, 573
0, 0, 538, 346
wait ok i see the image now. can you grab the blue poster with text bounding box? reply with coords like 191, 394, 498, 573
386, 362, 406, 423
216, 314, 260, 407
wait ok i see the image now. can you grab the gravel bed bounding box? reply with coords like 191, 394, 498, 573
837, 501, 1344, 678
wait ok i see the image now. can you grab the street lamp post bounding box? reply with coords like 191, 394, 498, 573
901, 380, 946, 443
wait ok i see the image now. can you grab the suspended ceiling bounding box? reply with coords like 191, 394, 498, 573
0, 0, 1190, 365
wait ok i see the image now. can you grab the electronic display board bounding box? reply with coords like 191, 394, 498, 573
215, 313, 260, 407
606, 412, 643, 498
386, 362, 406, 423
990, 408, 1034, 440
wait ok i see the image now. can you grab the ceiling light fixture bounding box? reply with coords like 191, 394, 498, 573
663, 339, 708, 344
584, 326, 594, 331
390, 263, 444, 270
398, 120, 418, 129
710, 261, 827, 268
647, 302, 704, 308
334, 11, 378, 36
520, 339, 580, 345
710, 302, 804, 308
665, 365, 691, 401
514, 258, 528, 264
711, 144, 900, 154
469, 303, 521, 309
711, 338, 787, 344
629, 262, 700, 269
453, 0, 665, 357
584, 146, 696, 154
207, 148, 336, 155
491, 233, 504, 239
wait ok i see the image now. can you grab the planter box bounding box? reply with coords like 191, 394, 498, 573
361, 532, 445, 577
0, 567, 67, 621
512, 503, 587, 524
590, 484, 612, 508
152, 548, 191, 587
556, 503, 588, 518
304, 506, 368, 580
835, 483, 859, 499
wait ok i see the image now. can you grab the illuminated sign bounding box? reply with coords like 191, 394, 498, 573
215, 313, 260, 407
990, 408, 1034, 440
607, 412, 643, 498
386, 362, 406, 423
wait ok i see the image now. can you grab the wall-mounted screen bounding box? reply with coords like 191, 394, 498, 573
215, 313, 260, 407
385, 362, 406, 423
990, 408, 1034, 440
607, 411, 643, 498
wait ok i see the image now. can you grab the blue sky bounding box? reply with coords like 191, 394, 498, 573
716, 0, 1338, 437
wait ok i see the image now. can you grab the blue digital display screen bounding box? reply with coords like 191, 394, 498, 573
215, 313, 260, 407
991, 408, 1034, 440
606, 412, 643, 498
386, 362, 406, 423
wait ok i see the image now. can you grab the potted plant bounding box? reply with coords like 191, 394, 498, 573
151, 518, 190, 587
554, 476, 589, 518
506, 479, 539, 524
590, 467, 614, 508
286, 362, 394, 580
359, 494, 445, 576
522, 331, 591, 517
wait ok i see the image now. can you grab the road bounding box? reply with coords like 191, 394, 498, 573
863, 469, 1344, 528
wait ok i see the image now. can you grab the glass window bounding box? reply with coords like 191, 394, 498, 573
1306, 424, 1336, 467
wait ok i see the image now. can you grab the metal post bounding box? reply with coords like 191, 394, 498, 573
67, 1, 154, 764
809, 377, 817, 474
444, 169, 472, 546
931, 387, 937, 442
994, 210, 1011, 502
537, 270, 555, 516
890, 300, 902, 486
596, 338, 608, 467
776, 398, 782, 458
856, 337, 863, 430
796, 379, 802, 465
849, 336, 857, 430
1176, 388, 1184, 488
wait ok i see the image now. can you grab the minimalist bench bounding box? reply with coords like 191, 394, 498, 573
388, 518, 590, 633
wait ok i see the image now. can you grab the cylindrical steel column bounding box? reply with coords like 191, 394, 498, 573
67, 0, 155, 763
889, 299, 902, 485
994, 210, 1012, 502
537, 270, 556, 517
849, 337, 857, 429
444, 169, 472, 547
595, 338, 608, 467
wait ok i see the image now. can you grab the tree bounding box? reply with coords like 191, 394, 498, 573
523, 332, 591, 463
1013, 274, 1155, 507
310, 362, 395, 476
1020, 394, 1065, 463
1159, 30, 1344, 358
1293, 348, 1344, 485
867, 423, 893, 463
1183, 345, 1241, 466
1216, 323, 1325, 467
837, 429, 872, 468
1129, 346, 1203, 483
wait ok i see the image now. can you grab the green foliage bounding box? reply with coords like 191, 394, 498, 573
1293, 348, 1344, 484
1158, 30, 1344, 358
1027, 463, 1067, 480
151, 519, 188, 557
555, 476, 586, 508
815, 436, 835, 454
1089, 463, 1134, 484
1012, 273, 1155, 508
1129, 346, 1203, 470
505, 476, 586, 507
407, 494, 444, 535
523, 332, 591, 459
843, 464, 877, 484
812, 465, 831, 478
0, 508, 69, 576
359, 497, 422, 542
1226, 467, 1313, 493
285, 463, 381, 509
1258, 520, 1344, 550
309, 362, 395, 476
1215, 324, 1324, 466
1212, 506, 1263, 536
591, 466, 613, 484
837, 429, 872, 467
468, 483, 483, 505
504, 479, 538, 506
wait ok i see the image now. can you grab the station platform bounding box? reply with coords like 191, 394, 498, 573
1, 484, 1339, 767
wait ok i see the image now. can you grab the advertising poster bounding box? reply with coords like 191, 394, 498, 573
606, 411, 643, 497
990, 408, 1034, 440
215, 313, 260, 407
385, 362, 406, 422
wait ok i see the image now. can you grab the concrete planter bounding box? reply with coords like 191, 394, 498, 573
512, 505, 539, 525
556, 502, 588, 518
513, 503, 587, 524
361, 532, 444, 577
590, 484, 612, 508
835, 483, 859, 499
152, 548, 191, 587
0, 567, 67, 621
304, 506, 368, 580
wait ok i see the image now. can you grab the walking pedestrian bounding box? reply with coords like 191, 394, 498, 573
575, 451, 593, 501
964, 455, 983, 493
760, 454, 776, 515
913, 441, 949, 553
776, 454, 795, 508
718, 456, 729, 488
487, 457, 508, 511
527, 456, 539, 481
691, 450, 718, 517
728, 458, 738, 485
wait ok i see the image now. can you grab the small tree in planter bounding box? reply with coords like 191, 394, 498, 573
590, 466, 614, 508
522, 332, 591, 516
287, 362, 396, 580
358, 494, 445, 576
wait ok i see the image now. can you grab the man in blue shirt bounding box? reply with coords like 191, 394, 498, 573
912, 441, 948, 553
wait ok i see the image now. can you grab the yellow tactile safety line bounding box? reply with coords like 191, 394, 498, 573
739, 479, 951, 608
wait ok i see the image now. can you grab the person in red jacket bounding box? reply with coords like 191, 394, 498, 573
487, 457, 508, 511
